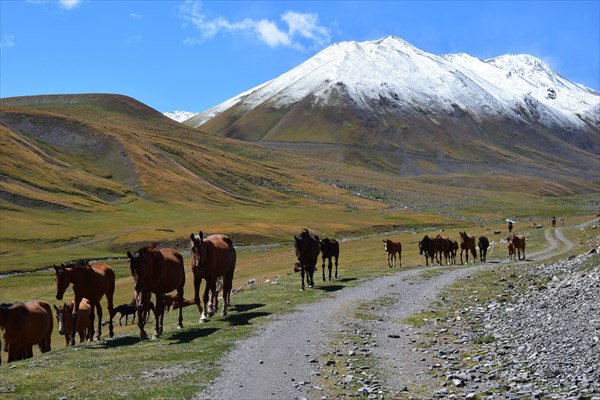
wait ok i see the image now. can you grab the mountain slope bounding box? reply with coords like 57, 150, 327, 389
186, 36, 599, 187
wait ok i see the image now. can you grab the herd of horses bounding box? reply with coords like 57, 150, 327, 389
0, 228, 525, 364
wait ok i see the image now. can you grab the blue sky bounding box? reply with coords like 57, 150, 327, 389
1, 0, 598, 113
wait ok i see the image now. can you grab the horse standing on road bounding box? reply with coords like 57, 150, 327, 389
459, 232, 477, 265
383, 239, 402, 268
418, 235, 436, 266
320, 238, 339, 280
294, 229, 320, 290
478, 236, 490, 262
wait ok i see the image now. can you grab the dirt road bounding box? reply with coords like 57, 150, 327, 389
195, 227, 576, 400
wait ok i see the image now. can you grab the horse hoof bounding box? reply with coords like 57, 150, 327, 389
177, 324, 183, 330
140, 333, 148, 341
300, 287, 305, 291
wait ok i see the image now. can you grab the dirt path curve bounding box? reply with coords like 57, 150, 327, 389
195, 225, 583, 400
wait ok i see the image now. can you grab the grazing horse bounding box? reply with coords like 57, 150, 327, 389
459, 232, 477, 265
110, 298, 137, 326
0, 300, 53, 362
383, 239, 402, 268
54, 261, 115, 345
418, 235, 436, 266
54, 299, 91, 345
508, 235, 526, 260
450, 240, 459, 264
294, 229, 320, 290
434, 235, 451, 265
127, 245, 185, 340
190, 232, 236, 322
320, 238, 340, 280
478, 236, 490, 262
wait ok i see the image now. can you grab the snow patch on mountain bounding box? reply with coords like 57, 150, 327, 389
163, 111, 197, 123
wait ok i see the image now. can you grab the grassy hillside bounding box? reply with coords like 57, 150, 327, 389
1, 94, 598, 274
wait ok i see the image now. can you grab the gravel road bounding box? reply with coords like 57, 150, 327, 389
195, 226, 591, 400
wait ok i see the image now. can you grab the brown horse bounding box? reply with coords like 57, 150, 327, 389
418, 235, 436, 266
54, 261, 115, 345
459, 232, 477, 265
127, 245, 185, 339
508, 235, 526, 260
54, 299, 91, 345
320, 238, 340, 280
383, 239, 402, 268
434, 235, 451, 265
294, 229, 320, 290
190, 232, 237, 322
110, 298, 137, 326
450, 240, 459, 264
0, 300, 53, 362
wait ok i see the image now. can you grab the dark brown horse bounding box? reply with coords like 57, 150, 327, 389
418, 235, 436, 266
478, 236, 490, 262
110, 298, 137, 326
320, 238, 339, 280
434, 235, 451, 265
450, 240, 459, 264
190, 232, 236, 322
459, 232, 477, 265
294, 229, 320, 290
0, 300, 53, 362
127, 245, 185, 339
383, 239, 402, 268
54, 298, 91, 345
54, 261, 115, 345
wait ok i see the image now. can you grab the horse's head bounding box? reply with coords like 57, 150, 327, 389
127, 250, 146, 294
53, 264, 70, 301
190, 231, 205, 271
54, 303, 69, 335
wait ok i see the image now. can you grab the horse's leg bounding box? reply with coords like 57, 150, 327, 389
300, 266, 306, 291
137, 292, 149, 340
193, 274, 203, 318
107, 284, 115, 338
95, 301, 103, 341
322, 256, 326, 281
70, 297, 80, 346
472, 248, 477, 264
399, 250, 402, 267
334, 255, 338, 279
177, 287, 184, 329
200, 284, 211, 322
154, 293, 163, 339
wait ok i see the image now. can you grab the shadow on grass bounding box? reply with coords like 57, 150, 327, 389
335, 277, 356, 283
229, 303, 265, 313
168, 327, 219, 344
315, 284, 345, 293
227, 311, 270, 326
98, 335, 140, 348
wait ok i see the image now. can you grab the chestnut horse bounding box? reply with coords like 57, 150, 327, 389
54, 298, 91, 345
434, 235, 451, 265
418, 235, 436, 266
190, 232, 236, 322
294, 229, 320, 290
459, 232, 477, 265
127, 245, 185, 340
383, 239, 402, 268
320, 238, 339, 280
54, 261, 115, 345
478, 236, 490, 262
0, 300, 53, 362
508, 235, 526, 260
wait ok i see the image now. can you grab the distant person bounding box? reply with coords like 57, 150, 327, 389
508, 221, 513, 233
552, 216, 556, 227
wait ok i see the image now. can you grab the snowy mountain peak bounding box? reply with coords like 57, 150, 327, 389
163, 111, 196, 123
188, 37, 598, 130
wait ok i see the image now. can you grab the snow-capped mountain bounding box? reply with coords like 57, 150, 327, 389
185, 36, 598, 181
164, 111, 196, 123
188, 36, 598, 129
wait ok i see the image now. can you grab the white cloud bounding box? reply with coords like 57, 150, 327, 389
130, 13, 143, 20
0, 35, 15, 48
179, 1, 331, 50
59, 0, 81, 10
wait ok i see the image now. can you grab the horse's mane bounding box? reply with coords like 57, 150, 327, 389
63, 260, 90, 269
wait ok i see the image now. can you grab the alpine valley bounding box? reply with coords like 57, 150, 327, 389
1, 36, 598, 271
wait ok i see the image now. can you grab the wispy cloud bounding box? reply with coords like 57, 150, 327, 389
0, 35, 15, 48
130, 12, 143, 20
25, 0, 81, 10
179, 1, 331, 50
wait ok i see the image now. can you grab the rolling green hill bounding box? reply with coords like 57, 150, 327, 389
1, 94, 597, 272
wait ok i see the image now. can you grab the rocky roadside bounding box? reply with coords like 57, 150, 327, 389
310, 249, 599, 400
